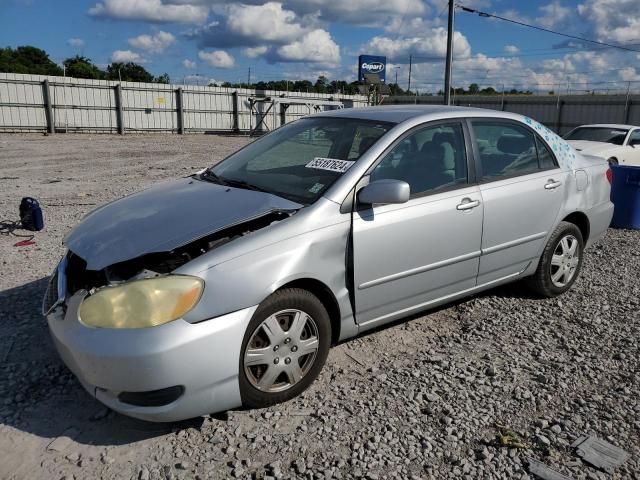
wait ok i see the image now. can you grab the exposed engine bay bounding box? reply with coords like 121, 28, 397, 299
64, 210, 293, 295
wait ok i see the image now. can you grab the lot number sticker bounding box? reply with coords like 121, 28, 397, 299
306, 157, 355, 173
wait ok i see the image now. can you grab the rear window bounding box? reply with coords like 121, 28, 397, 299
565, 127, 629, 145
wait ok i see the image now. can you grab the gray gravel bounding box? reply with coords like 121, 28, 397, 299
0, 133, 638, 480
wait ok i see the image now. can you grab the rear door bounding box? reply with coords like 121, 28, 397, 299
352, 121, 483, 326
469, 119, 567, 285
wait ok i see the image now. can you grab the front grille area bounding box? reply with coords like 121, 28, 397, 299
66, 252, 108, 294
118, 386, 185, 407
42, 269, 59, 314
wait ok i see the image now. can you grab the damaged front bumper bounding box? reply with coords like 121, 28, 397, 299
46, 290, 257, 422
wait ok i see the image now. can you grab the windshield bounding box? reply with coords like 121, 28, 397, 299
565, 127, 629, 145
206, 117, 394, 204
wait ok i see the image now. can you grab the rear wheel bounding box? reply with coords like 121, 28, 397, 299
239, 288, 331, 409
529, 221, 584, 297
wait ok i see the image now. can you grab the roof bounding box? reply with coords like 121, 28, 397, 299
315, 104, 521, 124
576, 124, 639, 130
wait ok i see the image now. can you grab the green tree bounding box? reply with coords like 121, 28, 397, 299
468, 83, 480, 95
106, 62, 154, 83
0, 46, 63, 75
155, 73, 170, 84
63, 56, 104, 79
314, 75, 328, 93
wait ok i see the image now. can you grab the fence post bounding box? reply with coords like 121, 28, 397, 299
115, 84, 125, 135
279, 103, 287, 127
555, 95, 563, 134
232, 91, 240, 133
42, 79, 55, 134
623, 82, 631, 124
176, 87, 185, 134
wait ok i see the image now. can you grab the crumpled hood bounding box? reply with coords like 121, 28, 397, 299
567, 140, 618, 157
64, 177, 302, 270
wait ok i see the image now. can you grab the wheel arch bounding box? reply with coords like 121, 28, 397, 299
562, 211, 590, 243
275, 278, 341, 345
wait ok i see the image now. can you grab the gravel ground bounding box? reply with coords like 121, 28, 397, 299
0, 133, 638, 480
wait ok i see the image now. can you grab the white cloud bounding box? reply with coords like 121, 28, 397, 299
67, 38, 85, 48
226, 2, 305, 43
619, 67, 640, 82
285, 0, 426, 25
578, 0, 640, 43
276, 29, 340, 65
182, 59, 197, 69
128, 31, 175, 53
504, 45, 519, 55
536, 1, 571, 29
89, 0, 207, 24
187, 1, 341, 65
111, 50, 146, 63
198, 49, 235, 68
369, 27, 471, 61
244, 46, 268, 58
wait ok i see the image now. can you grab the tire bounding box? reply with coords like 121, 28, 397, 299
529, 221, 584, 297
239, 288, 331, 409
607, 157, 618, 166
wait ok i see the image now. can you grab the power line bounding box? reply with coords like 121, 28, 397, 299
457, 4, 640, 54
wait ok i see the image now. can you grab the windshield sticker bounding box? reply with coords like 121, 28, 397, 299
306, 157, 355, 173
308, 183, 324, 194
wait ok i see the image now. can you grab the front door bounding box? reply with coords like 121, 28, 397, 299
469, 119, 567, 284
352, 121, 484, 327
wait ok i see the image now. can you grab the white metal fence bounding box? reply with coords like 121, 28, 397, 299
0, 73, 368, 134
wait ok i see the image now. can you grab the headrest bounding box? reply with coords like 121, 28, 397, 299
497, 135, 531, 155
421, 140, 455, 170
433, 132, 456, 145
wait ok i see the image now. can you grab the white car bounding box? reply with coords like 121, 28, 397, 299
565, 124, 640, 166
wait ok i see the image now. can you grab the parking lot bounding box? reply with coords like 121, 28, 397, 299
0, 133, 638, 479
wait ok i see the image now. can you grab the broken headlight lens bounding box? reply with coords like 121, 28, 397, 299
79, 276, 204, 329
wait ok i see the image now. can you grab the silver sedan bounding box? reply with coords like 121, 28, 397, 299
44, 106, 614, 421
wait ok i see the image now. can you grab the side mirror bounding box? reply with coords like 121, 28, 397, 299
358, 179, 410, 205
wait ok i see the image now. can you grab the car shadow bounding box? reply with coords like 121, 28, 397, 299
345, 278, 541, 342
0, 278, 207, 448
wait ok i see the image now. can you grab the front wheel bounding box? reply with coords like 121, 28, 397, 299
528, 221, 584, 297
607, 157, 618, 166
239, 288, 331, 409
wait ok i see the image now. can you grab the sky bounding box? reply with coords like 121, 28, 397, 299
1, 0, 640, 93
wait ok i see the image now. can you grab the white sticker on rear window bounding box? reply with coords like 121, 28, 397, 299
306, 157, 355, 173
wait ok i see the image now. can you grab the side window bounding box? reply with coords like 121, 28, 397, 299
472, 122, 539, 180
536, 137, 558, 170
370, 123, 468, 196
629, 130, 640, 146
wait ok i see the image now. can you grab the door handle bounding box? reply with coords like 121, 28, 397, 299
544, 179, 562, 190
456, 198, 481, 211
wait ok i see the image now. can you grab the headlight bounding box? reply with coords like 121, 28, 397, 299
79, 276, 204, 329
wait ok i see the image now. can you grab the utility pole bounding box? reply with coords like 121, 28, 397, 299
444, 0, 455, 105
407, 55, 412, 92
247, 67, 251, 87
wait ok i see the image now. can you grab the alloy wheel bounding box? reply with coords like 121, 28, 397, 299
243, 309, 319, 393
550, 234, 580, 288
